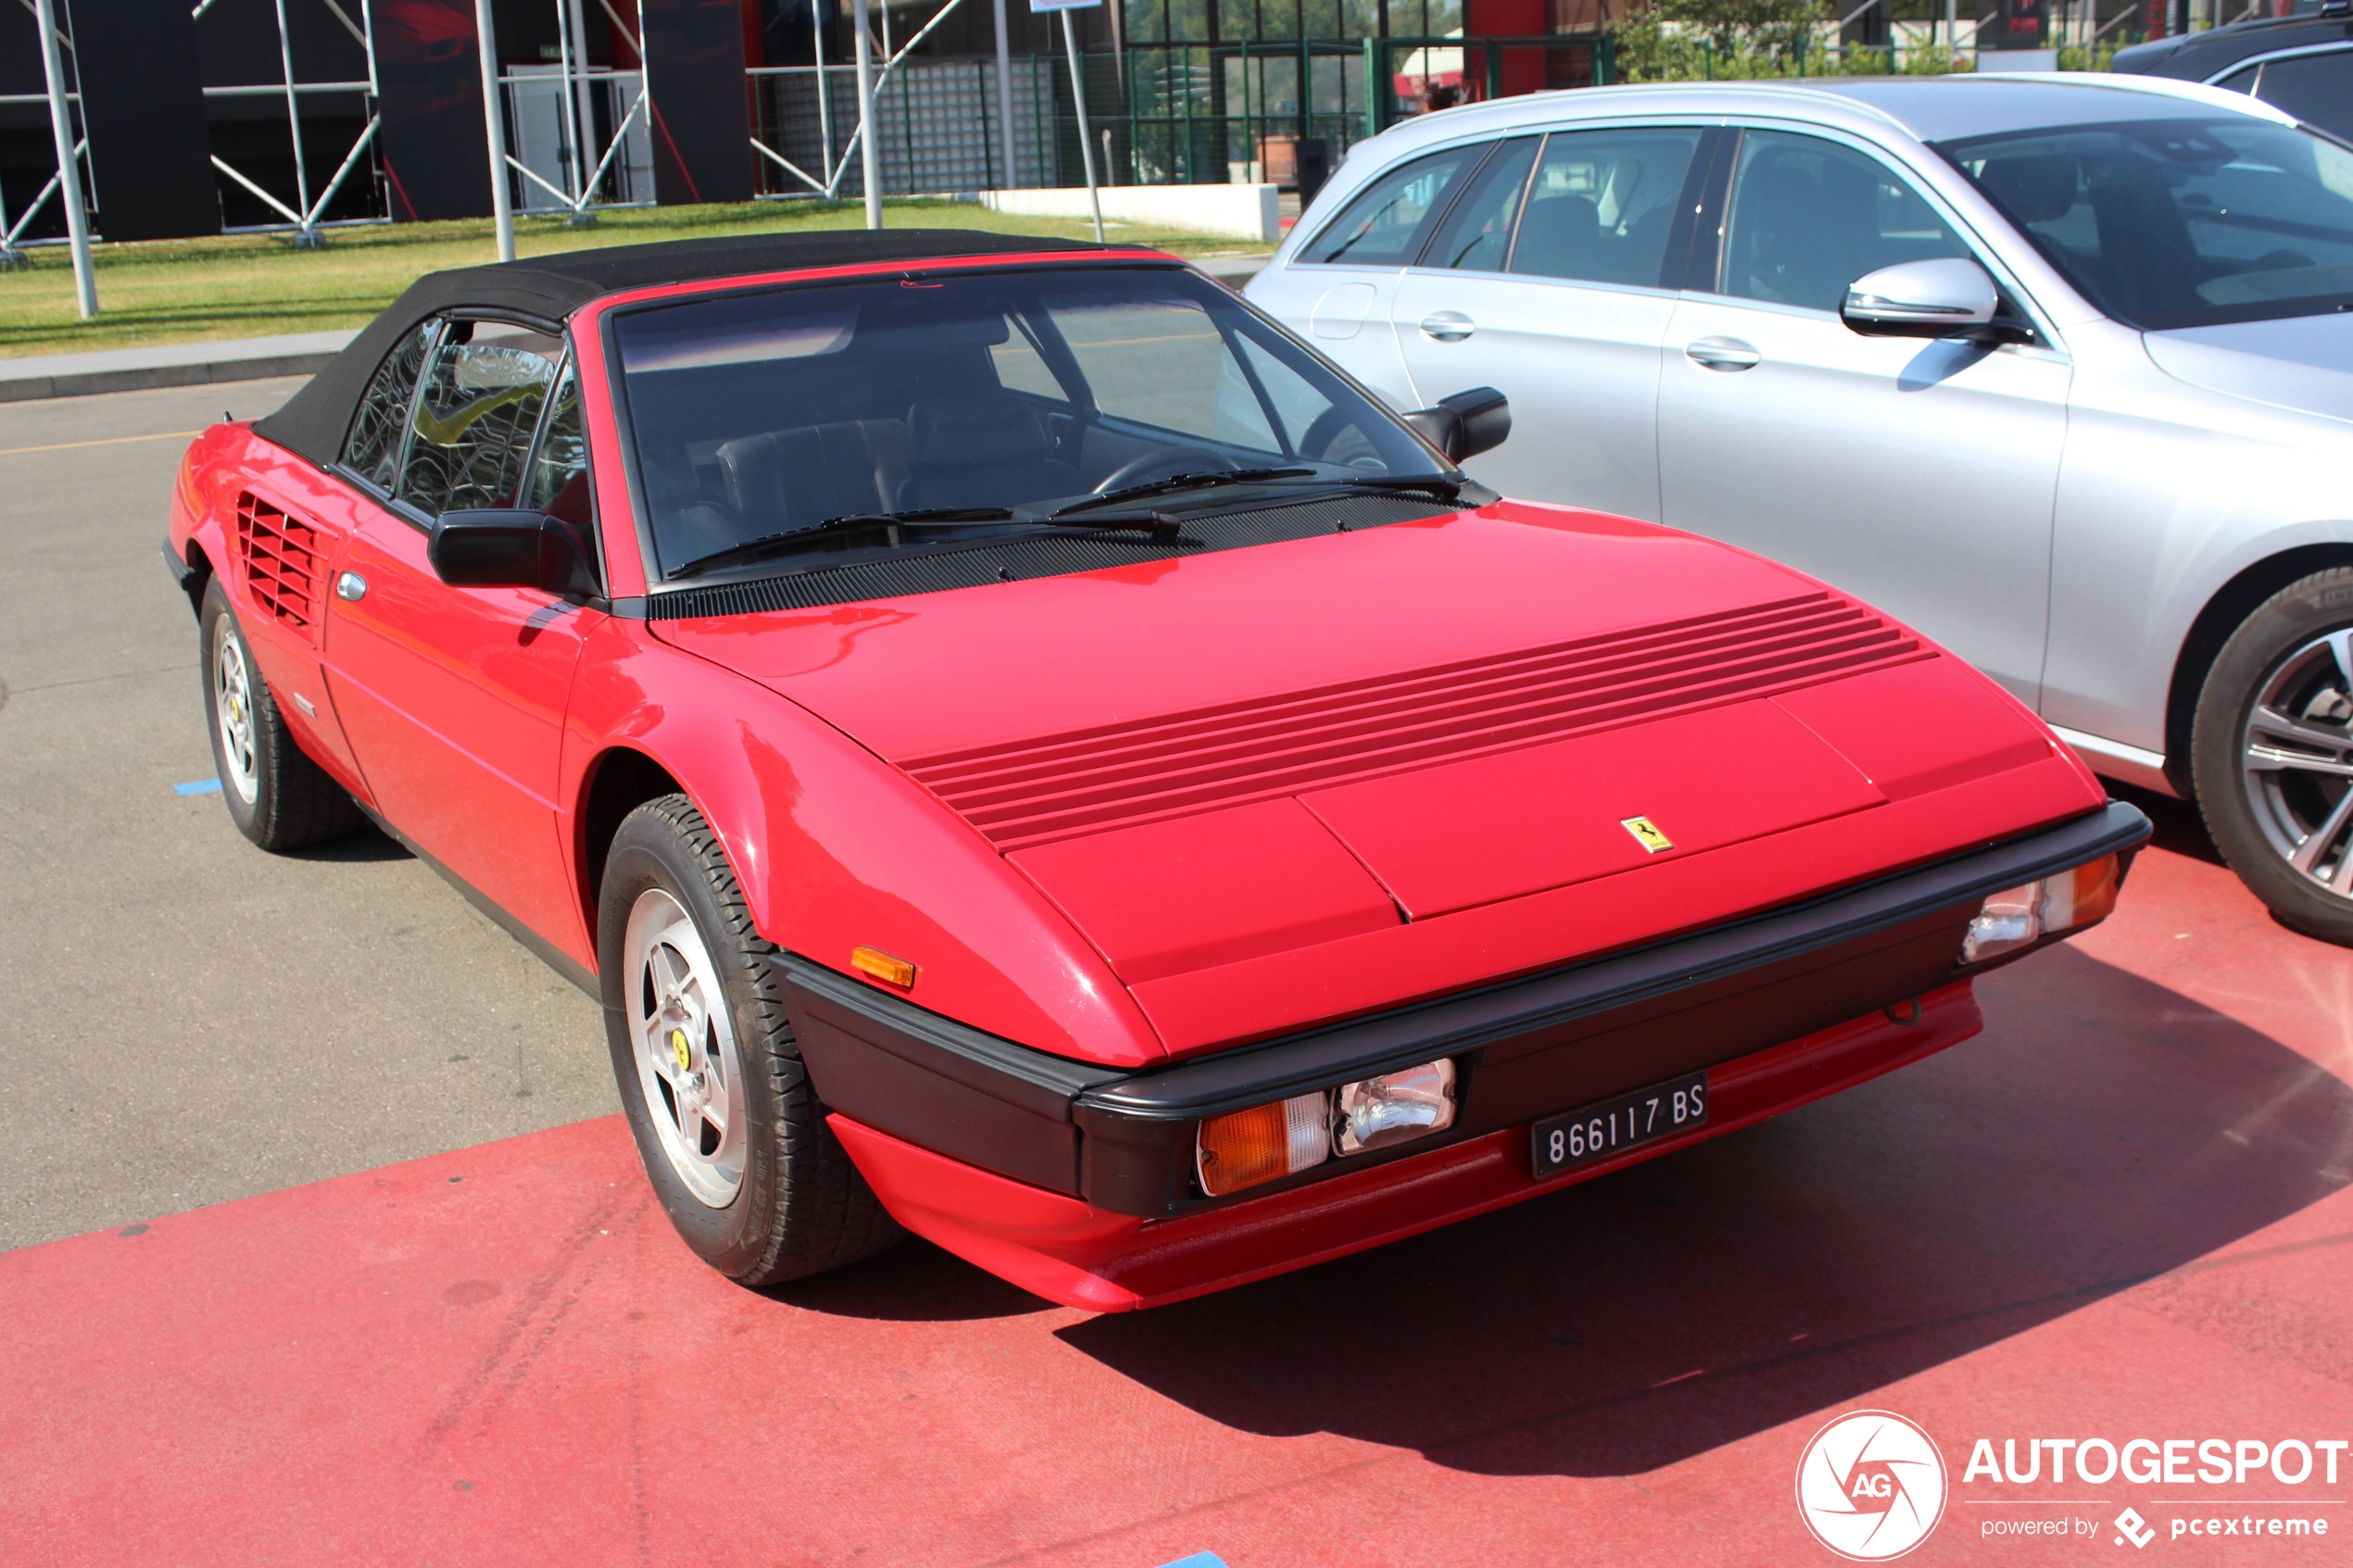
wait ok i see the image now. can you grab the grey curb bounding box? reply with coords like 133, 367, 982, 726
0, 330, 359, 404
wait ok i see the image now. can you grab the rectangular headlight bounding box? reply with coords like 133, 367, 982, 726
1959, 854, 2121, 966
1335, 1058, 1457, 1156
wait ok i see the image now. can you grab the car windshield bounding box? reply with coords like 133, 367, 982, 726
1935, 116, 2353, 330
610, 265, 1449, 581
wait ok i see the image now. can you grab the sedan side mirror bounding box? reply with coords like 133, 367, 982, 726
1841, 258, 2023, 341
1402, 385, 1511, 463
429, 508, 598, 597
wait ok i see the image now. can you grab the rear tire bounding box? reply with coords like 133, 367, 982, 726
598, 794, 901, 1285
2193, 566, 2353, 945
199, 577, 364, 852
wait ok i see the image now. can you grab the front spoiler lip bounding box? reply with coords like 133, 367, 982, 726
774, 798, 2149, 1215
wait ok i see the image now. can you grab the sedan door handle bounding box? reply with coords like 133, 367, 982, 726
1420, 310, 1476, 343
1685, 335, 1761, 372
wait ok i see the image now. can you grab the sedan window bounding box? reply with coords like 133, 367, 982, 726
396, 324, 563, 516
1418, 137, 1539, 271
1297, 144, 1483, 267
1939, 116, 2353, 329
1720, 132, 1971, 311
2214, 51, 2353, 144
1511, 127, 1704, 288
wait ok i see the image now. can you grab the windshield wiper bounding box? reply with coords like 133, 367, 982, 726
1056, 468, 1466, 518
1055, 467, 1316, 515
666, 508, 1177, 580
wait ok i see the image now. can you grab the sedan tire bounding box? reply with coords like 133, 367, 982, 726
199, 577, 364, 851
2194, 566, 2353, 945
598, 794, 902, 1285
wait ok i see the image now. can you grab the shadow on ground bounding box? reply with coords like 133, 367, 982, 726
789, 946, 2353, 1473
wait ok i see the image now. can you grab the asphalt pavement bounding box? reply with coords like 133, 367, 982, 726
0, 381, 612, 1252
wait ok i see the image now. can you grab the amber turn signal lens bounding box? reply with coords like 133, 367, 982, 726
2043, 853, 2120, 932
1195, 1092, 1330, 1198
850, 946, 916, 989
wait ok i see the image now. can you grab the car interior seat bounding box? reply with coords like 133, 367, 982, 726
716, 420, 911, 532
897, 392, 1079, 511
1514, 193, 1604, 279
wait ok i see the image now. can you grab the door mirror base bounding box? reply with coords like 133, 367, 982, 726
1403, 385, 1511, 462
429, 509, 599, 597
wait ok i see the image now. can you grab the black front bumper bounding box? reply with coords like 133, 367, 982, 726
775, 800, 2149, 1219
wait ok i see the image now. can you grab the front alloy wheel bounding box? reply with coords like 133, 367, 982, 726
625, 887, 749, 1209
2239, 629, 2353, 895
2195, 566, 2353, 945
598, 794, 901, 1284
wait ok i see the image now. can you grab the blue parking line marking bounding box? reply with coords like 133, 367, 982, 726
174, 779, 222, 796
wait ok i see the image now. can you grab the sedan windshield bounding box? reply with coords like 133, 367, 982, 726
610, 265, 1450, 582
1935, 116, 2353, 330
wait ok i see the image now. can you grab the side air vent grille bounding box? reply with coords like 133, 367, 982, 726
904, 592, 1924, 850
234, 493, 323, 642
647, 494, 1460, 620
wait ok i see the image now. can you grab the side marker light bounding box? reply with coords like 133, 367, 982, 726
850, 946, 917, 989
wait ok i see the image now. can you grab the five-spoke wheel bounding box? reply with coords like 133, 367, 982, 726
598, 794, 900, 1283
2196, 566, 2353, 944
625, 887, 748, 1208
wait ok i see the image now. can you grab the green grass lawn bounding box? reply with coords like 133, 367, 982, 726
0, 198, 1275, 360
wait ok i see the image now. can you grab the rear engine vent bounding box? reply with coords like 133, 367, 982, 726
234, 492, 323, 643
906, 592, 1924, 850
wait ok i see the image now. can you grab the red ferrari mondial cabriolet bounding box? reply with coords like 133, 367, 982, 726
168, 231, 2147, 1311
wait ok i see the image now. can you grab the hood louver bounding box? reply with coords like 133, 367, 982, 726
904, 592, 1923, 851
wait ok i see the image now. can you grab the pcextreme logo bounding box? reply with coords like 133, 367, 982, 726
1796, 1410, 1951, 1561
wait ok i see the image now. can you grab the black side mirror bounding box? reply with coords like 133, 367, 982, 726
428, 508, 598, 597
1402, 386, 1511, 463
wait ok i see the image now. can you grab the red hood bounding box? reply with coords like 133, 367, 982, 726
654, 501, 2090, 1052
655, 502, 1848, 759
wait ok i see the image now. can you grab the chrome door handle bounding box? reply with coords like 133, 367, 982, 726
334, 571, 368, 602
1685, 336, 1761, 372
1420, 310, 1475, 343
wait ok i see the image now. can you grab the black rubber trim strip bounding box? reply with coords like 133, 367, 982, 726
772, 800, 2146, 1136
1076, 799, 2149, 1123
774, 953, 1126, 1115
160, 537, 197, 588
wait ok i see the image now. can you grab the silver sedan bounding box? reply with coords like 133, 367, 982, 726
1248, 74, 2353, 942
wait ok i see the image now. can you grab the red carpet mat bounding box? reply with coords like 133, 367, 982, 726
5, 831, 2350, 1565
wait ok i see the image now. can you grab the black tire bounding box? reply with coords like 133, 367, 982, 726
598, 794, 900, 1285
2193, 565, 2353, 945
198, 577, 365, 852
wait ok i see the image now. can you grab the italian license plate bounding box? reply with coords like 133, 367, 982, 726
1530, 1072, 1710, 1179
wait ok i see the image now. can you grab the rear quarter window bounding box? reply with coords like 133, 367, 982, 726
1298, 144, 1485, 267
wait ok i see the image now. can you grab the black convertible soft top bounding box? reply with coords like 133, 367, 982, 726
253, 229, 1127, 470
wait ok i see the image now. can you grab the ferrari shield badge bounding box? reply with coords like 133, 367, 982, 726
1620, 816, 1673, 854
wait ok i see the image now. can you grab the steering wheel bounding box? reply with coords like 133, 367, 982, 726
1090, 445, 1234, 495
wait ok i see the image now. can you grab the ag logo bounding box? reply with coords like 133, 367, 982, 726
1794, 1410, 1948, 1561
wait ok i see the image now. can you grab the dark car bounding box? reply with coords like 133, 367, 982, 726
2113, 5, 2353, 139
